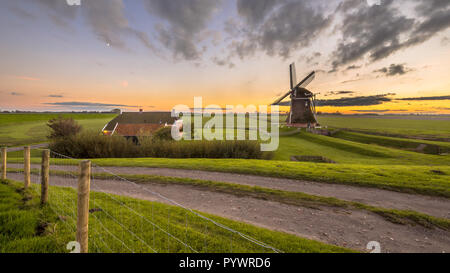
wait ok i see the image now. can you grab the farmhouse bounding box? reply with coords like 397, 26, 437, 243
102, 111, 178, 140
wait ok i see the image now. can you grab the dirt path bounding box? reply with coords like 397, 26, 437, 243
9, 172, 450, 253
12, 164, 450, 219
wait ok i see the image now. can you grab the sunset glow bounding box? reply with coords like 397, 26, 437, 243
0, 0, 449, 114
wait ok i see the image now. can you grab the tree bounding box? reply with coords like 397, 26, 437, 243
47, 116, 82, 139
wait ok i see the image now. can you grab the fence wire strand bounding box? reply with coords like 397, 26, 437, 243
4, 148, 281, 253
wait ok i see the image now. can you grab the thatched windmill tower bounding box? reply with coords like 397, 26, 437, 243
272, 63, 318, 128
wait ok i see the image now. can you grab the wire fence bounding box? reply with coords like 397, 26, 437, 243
1, 147, 281, 253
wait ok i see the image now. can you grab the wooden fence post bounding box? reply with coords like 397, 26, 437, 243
77, 160, 91, 253
24, 146, 31, 189
1, 147, 6, 180
41, 150, 50, 205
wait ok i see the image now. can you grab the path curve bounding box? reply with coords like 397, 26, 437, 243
8, 172, 450, 253
11, 163, 450, 219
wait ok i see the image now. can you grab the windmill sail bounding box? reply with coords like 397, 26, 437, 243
271, 90, 292, 105
290, 63, 297, 90
296, 71, 315, 89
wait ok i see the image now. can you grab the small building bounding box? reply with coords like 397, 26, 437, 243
102, 111, 178, 141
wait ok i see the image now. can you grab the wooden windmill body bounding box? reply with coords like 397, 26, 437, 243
272, 63, 318, 128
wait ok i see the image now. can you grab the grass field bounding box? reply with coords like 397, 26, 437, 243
274, 131, 450, 165
317, 115, 450, 140
7, 155, 449, 197
0, 180, 351, 253
0, 113, 116, 146
332, 131, 450, 155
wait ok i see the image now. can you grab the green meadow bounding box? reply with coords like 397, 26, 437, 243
2, 113, 450, 253
0, 180, 350, 253
0, 113, 116, 146
317, 114, 450, 140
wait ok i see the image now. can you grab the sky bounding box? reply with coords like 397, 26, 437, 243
0, 0, 449, 114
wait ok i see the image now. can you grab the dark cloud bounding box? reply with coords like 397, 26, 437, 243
341, 78, 362, 84
48, 94, 64, 98
257, 1, 332, 58
225, 1, 331, 61
236, 0, 279, 26
144, 0, 222, 60
82, 0, 154, 51
44, 101, 137, 107
278, 94, 394, 107
374, 64, 412, 77
10, 92, 24, 96
304, 52, 322, 64
211, 56, 235, 68
331, 0, 414, 69
352, 109, 408, 113
346, 65, 361, 70
397, 95, 450, 101
331, 0, 450, 70
324, 91, 356, 97
316, 94, 394, 107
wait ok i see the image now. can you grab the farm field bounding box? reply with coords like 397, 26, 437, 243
274, 131, 450, 165
331, 131, 450, 154
316, 115, 450, 140
0, 113, 116, 147
0, 180, 350, 253
2, 113, 450, 253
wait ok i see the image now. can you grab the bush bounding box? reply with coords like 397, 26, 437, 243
49, 132, 273, 159
152, 126, 174, 141
47, 116, 81, 139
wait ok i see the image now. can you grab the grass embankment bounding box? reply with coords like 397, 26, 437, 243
274, 132, 450, 165
0, 113, 116, 146
332, 131, 450, 155
0, 180, 68, 252
317, 115, 450, 140
7, 156, 450, 198
16, 169, 448, 231
0, 180, 352, 253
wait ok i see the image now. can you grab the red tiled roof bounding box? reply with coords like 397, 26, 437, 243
114, 124, 164, 136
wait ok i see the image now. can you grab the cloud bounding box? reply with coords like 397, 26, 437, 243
82, 0, 154, 51
331, 0, 414, 69
144, 0, 222, 60
346, 65, 361, 70
331, 0, 450, 70
256, 1, 331, 59
278, 94, 394, 107
48, 94, 64, 98
11, 0, 154, 51
14, 76, 41, 81
224, 1, 331, 62
352, 109, 407, 113
397, 95, 450, 101
442, 37, 450, 46
316, 94, 394, 107
10, 92, 24, 96
236, 0, 279, 26
43, 101, 137, 107
211, 56, 235, 68
374, 64, 412, 77
324, 91, 356, 97
304, 52, 322, 65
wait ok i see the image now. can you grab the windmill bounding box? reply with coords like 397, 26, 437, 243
272, 63, 318, 128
